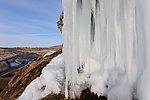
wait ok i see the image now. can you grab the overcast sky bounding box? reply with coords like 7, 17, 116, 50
0, 0, 62, 47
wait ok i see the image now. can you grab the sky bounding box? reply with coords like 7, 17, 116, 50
0, 0, 62, 47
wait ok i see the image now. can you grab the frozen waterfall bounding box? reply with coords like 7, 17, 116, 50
19, 0, 150, 100
62, 0, 150, 100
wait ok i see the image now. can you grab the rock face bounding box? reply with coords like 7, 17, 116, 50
0, 61, 9, 72
80, 88, 107, 100
0, 49, 62, 100
57, 12, 64, 32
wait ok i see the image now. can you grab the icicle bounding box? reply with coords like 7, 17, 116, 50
62, 0, 150, 99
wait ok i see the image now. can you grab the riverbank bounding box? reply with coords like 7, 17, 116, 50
0, 46, 62, 93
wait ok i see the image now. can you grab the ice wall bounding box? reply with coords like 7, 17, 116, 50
62, 0, 150, 99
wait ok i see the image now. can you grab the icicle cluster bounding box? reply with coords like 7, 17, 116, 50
62, 0, 150, 100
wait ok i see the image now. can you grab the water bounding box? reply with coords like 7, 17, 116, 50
0, 53, 37, 75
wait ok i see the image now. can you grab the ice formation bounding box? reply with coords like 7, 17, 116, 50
62, 0, 150, 99
19, 0, 150, 100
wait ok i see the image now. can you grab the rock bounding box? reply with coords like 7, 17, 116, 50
0, 61, 9, 72
41, 88, 107, 100
57, 12, 64, 32
41, 94, 65, 100
0, 49, 62, 100
80, 88, 107, 100
0, 69, 19, 92
0, 77, 9, 92
1, 70, 16, 78
15, 58, 24, 64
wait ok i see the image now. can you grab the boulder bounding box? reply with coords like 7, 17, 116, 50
57, 12, 64, 32
0, 61, 9, 72
15, 58, 24, 64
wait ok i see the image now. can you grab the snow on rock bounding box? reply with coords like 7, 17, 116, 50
18, 54, 65, 100
43, 51, 55, 57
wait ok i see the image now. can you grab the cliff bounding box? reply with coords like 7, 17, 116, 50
57, 12, 64, 32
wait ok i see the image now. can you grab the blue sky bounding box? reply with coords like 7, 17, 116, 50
0, 0, 62, 47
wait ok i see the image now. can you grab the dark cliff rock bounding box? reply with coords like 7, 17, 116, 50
42, 88, 107, 100
57, 12, 64, 32
0, 61, 9, 73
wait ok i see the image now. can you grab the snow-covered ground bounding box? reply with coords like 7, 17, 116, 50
18, 54, 65, 100
43, 51, 55, 57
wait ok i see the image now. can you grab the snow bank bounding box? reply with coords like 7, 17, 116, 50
18, 54, 65, 100
43, 51, 55, 57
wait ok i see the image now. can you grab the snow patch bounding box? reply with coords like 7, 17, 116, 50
43, 51, 55, 57
18, 54, 65, 100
